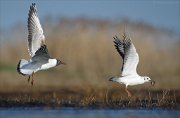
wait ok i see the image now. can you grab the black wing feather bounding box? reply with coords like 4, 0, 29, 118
113, 35, 125, 59
113, 33, 132, 72
35, 44, 49, 55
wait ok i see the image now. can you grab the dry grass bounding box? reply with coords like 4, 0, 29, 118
0, 89, 179, 109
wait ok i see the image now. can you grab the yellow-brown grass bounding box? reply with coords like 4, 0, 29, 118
0, 18, 180, 95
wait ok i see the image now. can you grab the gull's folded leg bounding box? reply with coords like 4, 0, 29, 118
31, 72, 35, 86
125, 86, 132, 97
28, 75, 31, 83
42, 39, 45, 45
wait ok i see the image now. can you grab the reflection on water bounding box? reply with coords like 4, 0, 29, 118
0, 107, 179, 118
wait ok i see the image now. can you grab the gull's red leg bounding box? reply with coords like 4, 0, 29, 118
28, 75, 31, 83
125, 86, 132, 97
31, 72, 35, 86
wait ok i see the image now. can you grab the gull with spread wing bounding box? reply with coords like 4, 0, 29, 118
17, 3, 65, 85
109, 32, 155, 97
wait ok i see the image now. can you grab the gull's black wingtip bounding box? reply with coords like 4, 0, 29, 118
30, 3, 36, 9
32, 3, 36, 6
29, 3, 36, 11
113, 35, 118, 40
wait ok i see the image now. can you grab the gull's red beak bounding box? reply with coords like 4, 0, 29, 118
61, 61, 66, 65
57, 60, 66, 66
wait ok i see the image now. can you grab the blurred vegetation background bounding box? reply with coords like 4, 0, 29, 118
0, 17, 180, 93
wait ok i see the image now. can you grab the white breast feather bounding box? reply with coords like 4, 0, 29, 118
40, 59, 57, 70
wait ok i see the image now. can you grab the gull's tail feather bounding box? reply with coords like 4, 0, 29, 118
17, 59, 29, 76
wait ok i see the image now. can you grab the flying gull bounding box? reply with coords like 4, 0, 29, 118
109, 32, 155, 97
17, 3, 65, 85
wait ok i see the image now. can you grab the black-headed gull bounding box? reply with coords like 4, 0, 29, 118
17, 3, 65, 85
109, 32, 155, 97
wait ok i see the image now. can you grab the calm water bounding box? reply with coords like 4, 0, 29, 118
0, 107, 179, 118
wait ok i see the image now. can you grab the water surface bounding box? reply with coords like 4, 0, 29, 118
0, 107, 179, 118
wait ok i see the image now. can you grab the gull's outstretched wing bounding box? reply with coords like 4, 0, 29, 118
113, 32, 139, 76
28, 3, 45, 57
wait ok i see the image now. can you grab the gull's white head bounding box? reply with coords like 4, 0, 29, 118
142, 76, 151, 82
142, 76, 155, 86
